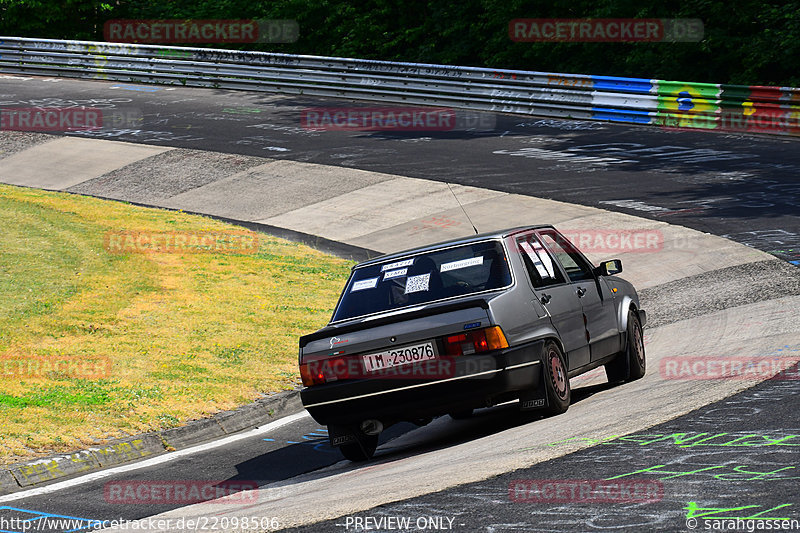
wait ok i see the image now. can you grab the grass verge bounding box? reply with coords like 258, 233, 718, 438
0, 183, 353, 466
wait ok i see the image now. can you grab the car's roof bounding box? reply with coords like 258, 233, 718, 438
355, 224, 554, 268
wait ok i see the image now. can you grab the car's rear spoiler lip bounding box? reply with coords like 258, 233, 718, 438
299, 298, 492, 349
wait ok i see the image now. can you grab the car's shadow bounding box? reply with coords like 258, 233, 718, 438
373, 380, 616, 456
223, 380, 618, 488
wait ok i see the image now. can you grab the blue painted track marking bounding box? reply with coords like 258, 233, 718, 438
110, 84, 160, 92
260, 428, 337, 453
0, 506, 97, 532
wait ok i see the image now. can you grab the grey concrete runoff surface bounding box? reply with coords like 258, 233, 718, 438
0, 75, 799, 532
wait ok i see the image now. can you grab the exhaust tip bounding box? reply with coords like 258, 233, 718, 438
360, 419, 383, 436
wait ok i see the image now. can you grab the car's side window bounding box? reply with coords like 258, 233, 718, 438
538, 231, 595, 282
515, 234, 566, 288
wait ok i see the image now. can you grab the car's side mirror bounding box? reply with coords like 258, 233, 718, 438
595, 259, 623, 276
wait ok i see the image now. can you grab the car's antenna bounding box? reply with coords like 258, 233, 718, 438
447, 182, 479, 235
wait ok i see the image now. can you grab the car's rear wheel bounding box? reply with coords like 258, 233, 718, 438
541, 340, 570, 416
338, 434, 378, 462
605, 310, 646, 383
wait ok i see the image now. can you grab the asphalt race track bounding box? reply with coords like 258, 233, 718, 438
2, 75, 798, 265
0, 416, 416, 532
285, 373, 800, 532
0, 75, 799, 532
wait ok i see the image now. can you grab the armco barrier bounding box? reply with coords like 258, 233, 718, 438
0, 36, 798, 135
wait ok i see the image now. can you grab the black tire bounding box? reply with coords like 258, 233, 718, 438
541, 340, 570, 416
448, 409, 474, 420
338, 434, 378, 462
605, 310, 646, 383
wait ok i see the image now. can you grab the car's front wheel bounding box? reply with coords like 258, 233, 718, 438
605, 309, 646, 383
541, 340, 570, 416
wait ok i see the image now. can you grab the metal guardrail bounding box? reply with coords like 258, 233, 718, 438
1, 36, 798, 135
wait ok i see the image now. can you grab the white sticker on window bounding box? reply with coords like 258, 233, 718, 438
520, 241, 550, 279
404, 273, 430, 294
532, 240, 557, 278
351, 277, 379, 292
440, 256, 484, 273
381, 258, 414, 272
383, 268, 408, 280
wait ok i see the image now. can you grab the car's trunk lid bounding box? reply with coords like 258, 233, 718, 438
300, 298, 492, 363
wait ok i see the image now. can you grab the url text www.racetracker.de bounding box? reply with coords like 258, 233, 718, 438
0, 515, 284, 532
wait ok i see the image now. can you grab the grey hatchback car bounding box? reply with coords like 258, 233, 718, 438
299, 225, 646, 461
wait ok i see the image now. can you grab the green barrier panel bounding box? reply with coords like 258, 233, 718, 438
656, 80, 721, 130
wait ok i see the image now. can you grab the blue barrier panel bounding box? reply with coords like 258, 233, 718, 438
592, 107, 653, 124
592, 75, 654, 94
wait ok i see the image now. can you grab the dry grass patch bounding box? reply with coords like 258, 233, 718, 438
0, 184, 353, 465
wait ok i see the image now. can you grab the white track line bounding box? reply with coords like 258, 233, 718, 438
0, 411, 310, 502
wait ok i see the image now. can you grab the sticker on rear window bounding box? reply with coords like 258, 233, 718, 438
404, 273, 430, 294
531, 240, 557, 278
520, 241, 551, 279
440, 256, 484, 273
383, 268, 408, 280
381, 259, 414, 272
351, 277, 379, 292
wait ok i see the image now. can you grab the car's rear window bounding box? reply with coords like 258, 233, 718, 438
332, 240, 512, 322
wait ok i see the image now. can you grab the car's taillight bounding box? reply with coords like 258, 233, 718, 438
300, 357, 352, 386
300, 362, 325, 386
442, 326, 509, 356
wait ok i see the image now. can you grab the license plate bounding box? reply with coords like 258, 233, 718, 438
362, 341, 437, 373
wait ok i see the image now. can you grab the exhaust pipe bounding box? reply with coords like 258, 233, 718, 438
360, 419, 383, 436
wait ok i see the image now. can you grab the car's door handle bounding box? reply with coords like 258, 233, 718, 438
576, 287, 587, 297
540, 294, 552, 305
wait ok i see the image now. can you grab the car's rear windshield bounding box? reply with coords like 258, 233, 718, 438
332, 240, 512, 322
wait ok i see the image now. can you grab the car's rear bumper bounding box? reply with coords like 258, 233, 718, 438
300, 339, 545, 426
